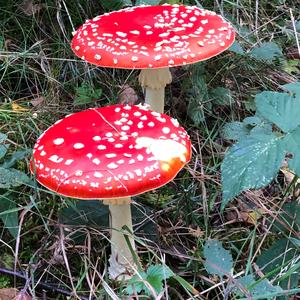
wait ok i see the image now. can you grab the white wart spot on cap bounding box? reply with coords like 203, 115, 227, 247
74, 143, 84, 149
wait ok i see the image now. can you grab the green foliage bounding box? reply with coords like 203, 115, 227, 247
74, 81, 102, 105
256, 238, 300, 295
236, 274, 283, 299
126, 264, 173, 296
59, 200, 157, 242
0, 193, 19, 238
0, 133, 30, 238
221, 82, 300, 207
209, 87, 233, 106
250, 42, 283, 62
203, 240, 233, 277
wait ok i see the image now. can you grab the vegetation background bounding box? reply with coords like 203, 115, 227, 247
0, 0, 299, 299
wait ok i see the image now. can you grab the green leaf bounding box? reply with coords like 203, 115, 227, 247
0, 167, 30, 188
229, 40, 245, 54
255, 91, 300, 133
236, 274, 283, 298
0, 193, 19, 238
282, 81, 300, 97
256, 238, 299, 292
136, 0, 160, 5
221, 121, 250, 141
74, 82, 102, 105
250, 42, 283, 62
126, 264, 172, 296
284, 126, 300, 176
1, 149, 31, 169
272, 202, 300, 233
0, 144, 9, 160
209, 87, 233, 106
203, 240, 233, 277
0, 133, 7, 143
221, 132, 285, 207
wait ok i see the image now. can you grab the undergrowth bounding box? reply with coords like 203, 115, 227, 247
0, 0, 299, 299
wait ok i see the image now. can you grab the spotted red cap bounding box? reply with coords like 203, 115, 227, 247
31, 104, 191, 199
71, 4, 235, 69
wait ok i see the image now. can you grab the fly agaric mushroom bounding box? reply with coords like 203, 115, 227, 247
71, 4, 235, 112
30, 104, 191, 280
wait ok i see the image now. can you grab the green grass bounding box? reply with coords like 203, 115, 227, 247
0, 0, 299, 298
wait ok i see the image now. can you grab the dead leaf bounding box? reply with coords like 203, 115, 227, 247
118, 85, 139, 105
20, 0, 45, 16
29, 96, 45, 107
188, 226, 204, 238
11, 102, 29, 112
0, 288, 31, 300
280, 163, 300, 197
239, 209, 264, 225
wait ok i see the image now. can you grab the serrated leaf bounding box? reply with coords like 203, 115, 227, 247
0, 193, 19, 238
250, 42, 283, 62
282, 81, 300, 97
209, 87, 232, 106
255, 91, 300, 133
256, 238, 299, 292
0, 167, 30, 188
74, 82, 102, 105
221, 132, 285, 207
126, 264, 172, 296
283, 126, 300, 176
203, 240, 233, 277
221, 121, 250, 141
229, 40, 245, 54
243, 116, 262, 127
236, 274, 283, 298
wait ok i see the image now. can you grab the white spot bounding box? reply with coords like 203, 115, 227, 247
116, 31, 127, 37
197, 41, 204, 47
40, 151, 46, 156
115, 144, 123, 148
129, 159, 135, 164
94, 172, 103, 178
137, 154, 144, 161
121, 125, 130, 131
92, 158, 101, 165
201, 19, 208, 24
97, 145, 106, 150
148, 122, 155, 127
131, 56, 138, 61
130, 30, 140, 35
106, 153, 117, 158
53, 138, 64, 145
93, 136, 101, 141
75, 170, 83, 176
86, 153, 93, 159
75, 46, 80, 51
74, 143, 84, 149
65, 159, 74, 165
107, 162, 118, 169
49, 155, 63, 163
94, 54, 101, 60
162, 127, 171, 134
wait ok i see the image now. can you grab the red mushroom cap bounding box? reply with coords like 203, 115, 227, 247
71, 4, 235, 69
31, 104, 191, 199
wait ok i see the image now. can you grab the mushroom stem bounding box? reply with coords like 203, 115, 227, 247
138, 68, 172, 113
105, 198, 136, 280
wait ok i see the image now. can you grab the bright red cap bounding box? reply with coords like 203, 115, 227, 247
71, 4, 235, 69
31, 104, 191, 199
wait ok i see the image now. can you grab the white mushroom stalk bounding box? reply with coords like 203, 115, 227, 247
138, 68, 172, 113
103, 197, 136, 280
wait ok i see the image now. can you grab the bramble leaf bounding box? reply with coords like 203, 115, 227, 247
255, 91, 300, 132
0, 167, 30, 189
221, 132, 285, 208
250, 42, 283, 62
203, 240, 233, 277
